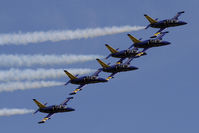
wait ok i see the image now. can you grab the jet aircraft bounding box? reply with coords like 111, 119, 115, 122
33, 97, 74, 124
105, 44, 147, 63
128, 31, 171, 52
64, 69, 108, 95
96, 58, 138, 80
144, 11, 187, 37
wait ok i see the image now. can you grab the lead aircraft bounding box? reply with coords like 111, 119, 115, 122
144, 11, 187, 38
33, 97, 74, 124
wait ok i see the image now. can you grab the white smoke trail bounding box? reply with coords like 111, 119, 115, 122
0, 25, 144, 45
0, 108, 34, 116
0, 68, 95, 81
0, 54, 103, 67
0, 81, 64, 92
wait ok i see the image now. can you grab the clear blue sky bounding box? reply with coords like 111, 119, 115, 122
0, 0, 198, 133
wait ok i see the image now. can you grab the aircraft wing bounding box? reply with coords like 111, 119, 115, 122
124, 57, 135, 65
106, 72, 117, 80
172, 11, 185, 20
60, 97, 74, 106
150, 28, 166, 38
69, 84, 85, 95
91, 69, 102, 77
38, 113, 54, 124
156, 31, 169, 40
116, 58, 126, 64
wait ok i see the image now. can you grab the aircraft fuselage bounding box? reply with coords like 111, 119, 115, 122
102, 64, 138, 73
134, 39, 171, 49
70, 76, 108, 85
151, 19, 187, 28
111, 49, 146, 58
39, 105, 75, 113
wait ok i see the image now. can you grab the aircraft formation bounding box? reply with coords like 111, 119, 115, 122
33, 11, 187, 124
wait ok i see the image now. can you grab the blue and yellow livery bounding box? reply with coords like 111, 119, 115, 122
33, 97, 74, 124
96, 58, 138, 80
64, 69, 108, 95
128, 31, 171, 52
144, 11, 187, 38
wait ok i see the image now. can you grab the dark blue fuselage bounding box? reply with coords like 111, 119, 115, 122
102, 64, 138, 73
111, 49, 146, 59
134, 39, 171, 49
70, 76, 107, 85
151, 19, 187, 29
39, 105, 75, 114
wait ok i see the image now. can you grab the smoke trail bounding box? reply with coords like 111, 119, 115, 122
0, 108, 34, 116
0, 54, 103, 67
0, 68, 95, 81
0, 25, 144, 45
0, 81, 64, 92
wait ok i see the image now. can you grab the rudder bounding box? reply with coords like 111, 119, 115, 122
127, 34, 141, 43
96, 59, 110, 68
33, 99, 46, 108
64, 70, 77, 80
105, 44, 118, 54
144, 14, 157, 24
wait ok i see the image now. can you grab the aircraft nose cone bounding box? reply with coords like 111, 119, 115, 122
163, 41, 171, 45
130, 66, 139, 70
99, 78, 108, 82
179, 21, 187, 25
103, 78, 108, 82
167, 41, 171, 45
67, 107, 75, 112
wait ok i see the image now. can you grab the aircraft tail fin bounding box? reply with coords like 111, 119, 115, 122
127, 34, 141, 43
144, 14, 157, 24
33, 99, 46, 108
96, 59, 110, 68
64, 70, 77, 80
105, 44, 118, 54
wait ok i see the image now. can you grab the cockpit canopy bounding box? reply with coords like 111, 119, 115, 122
149, 39, 161, 43
166, 19, 178, 23
118, 64, 128, 68
54, 105, 65, 109
85, 76, 97, 80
